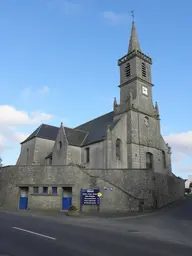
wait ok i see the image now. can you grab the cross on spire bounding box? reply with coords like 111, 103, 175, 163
128, 11, 141, 53
131, 10, 134, 23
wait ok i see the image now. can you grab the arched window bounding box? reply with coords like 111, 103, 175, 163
58, 141, 62, 149
146, 152, 153, 169
162, 150, 166, 168
116, 139, 121, 160
189, 182, 192, 188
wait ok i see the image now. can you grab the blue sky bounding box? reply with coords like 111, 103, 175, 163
0, 0, 191, 178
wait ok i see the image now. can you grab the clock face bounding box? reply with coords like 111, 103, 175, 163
142, 86, 148, 96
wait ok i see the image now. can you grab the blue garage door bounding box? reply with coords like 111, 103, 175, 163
62, 197, 72, 210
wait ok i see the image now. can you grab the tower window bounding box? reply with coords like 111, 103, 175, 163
125, 63, 131, 77
57, 141, 62, 150
146, 152, 153, 169
142, 62, 146, 77
116, 138, 121, 160
85, 148, 90, 163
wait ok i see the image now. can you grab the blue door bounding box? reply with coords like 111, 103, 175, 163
62, 197, 72, 210
19, 187, 28, 210
19, 197, 28, 209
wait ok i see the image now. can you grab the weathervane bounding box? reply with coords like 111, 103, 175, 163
131, 10, 135, 22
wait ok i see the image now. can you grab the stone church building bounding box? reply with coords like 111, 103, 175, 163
16, 21, 172, 175
0, 21, 184, 213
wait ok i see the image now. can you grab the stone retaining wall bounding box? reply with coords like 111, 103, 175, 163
0, 165, 184, 212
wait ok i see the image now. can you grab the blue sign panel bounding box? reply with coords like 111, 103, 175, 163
81, 189, 100, 205
104, 187, 112, 191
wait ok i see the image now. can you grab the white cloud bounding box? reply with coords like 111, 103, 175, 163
0, 134, 6, 153
20, 86, 50, 100
164, 131, 192, 176
102, 11, 128, 25
164, 131, 192, 157
0, 105, 53, 126
0, 105, 53, 153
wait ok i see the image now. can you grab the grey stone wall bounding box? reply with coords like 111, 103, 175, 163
81, 141, 105, 169
68, 145, 81, 165
106, 114, 128, 169
0, 166, 142, 212
52, 125, 68, 165
82, 168, 184, 209
16, 138, 55, 165
34, 138, 54, 165
16, 138, 36, 165
0, 165, 184, 212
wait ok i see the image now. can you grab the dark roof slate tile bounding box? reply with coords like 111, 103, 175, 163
21, 111, 114, 147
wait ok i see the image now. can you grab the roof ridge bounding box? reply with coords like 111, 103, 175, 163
75, 111, 113, 129
36, 124, 43, 136
41, 123, 59, 129
80, 132, 89, 146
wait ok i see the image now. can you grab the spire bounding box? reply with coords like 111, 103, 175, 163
128, 13, 141, 53
155, 101, 160, 117
113, 97, 117, 109
155, 102, 159, 113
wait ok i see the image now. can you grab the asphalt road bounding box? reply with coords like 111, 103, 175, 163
0, 196, 192, 256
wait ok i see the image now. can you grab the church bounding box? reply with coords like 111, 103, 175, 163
1, 20, 185, 213
16, 20, 172, 175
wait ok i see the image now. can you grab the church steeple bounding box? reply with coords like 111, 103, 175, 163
117, 15, 153, 116
128, 21, 141, 53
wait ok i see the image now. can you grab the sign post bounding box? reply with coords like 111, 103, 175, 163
80, 188, 101, 212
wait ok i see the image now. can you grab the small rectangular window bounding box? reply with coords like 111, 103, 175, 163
52, 187, 57, 194
85, 148, 90, 163
43, 187, 48, 194
33, 187, 39, 194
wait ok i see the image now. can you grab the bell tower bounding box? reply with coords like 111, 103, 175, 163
116, 15, 154, 116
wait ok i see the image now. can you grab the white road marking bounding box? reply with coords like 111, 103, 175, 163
12, 226, 56, 240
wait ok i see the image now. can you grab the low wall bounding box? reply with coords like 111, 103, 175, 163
84, 168, 185, 209
0, 166, 184, 211
154, 173, 185, 208
0, 166, 142, 212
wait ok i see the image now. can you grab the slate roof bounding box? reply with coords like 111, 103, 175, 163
65, 127, 88, 146
45, 152, 52, 159
21, 111, 115, 147
21, 124, 59, 144
75, 111, 114, 146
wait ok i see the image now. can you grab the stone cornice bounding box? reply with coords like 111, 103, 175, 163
118, 77, 154, 88
118, 50, 152, 66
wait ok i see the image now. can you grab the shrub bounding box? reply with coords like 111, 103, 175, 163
68, 205, 78, 211
185, 188, 191, 194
